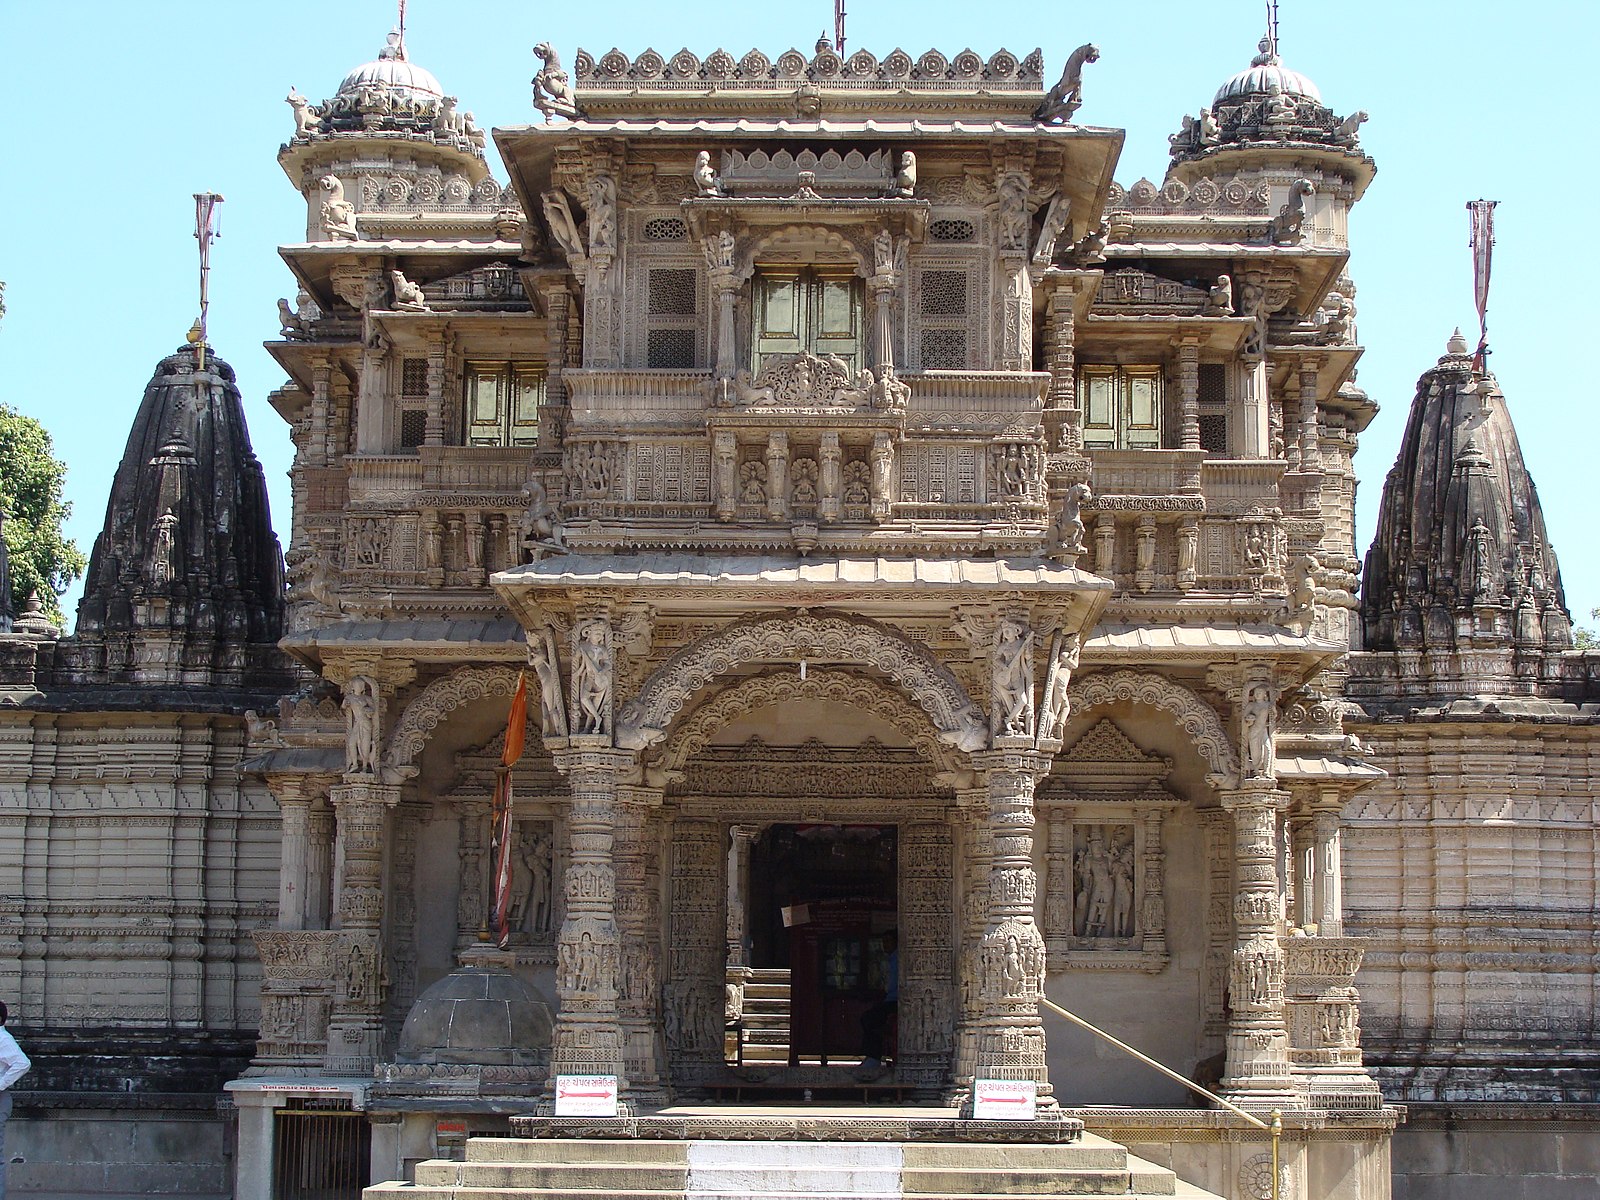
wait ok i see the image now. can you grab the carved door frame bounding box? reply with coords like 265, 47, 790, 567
664, 796, 957, 1099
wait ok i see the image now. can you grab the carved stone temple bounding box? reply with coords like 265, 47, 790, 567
1, 23, 1597, 1200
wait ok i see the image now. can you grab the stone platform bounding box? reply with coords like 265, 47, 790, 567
509, 1103, 1082, 1143
365, 1107, 1227, 1200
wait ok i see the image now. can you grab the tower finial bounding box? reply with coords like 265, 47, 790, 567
192, 192, 224, 370
834, 0, 847, 55
1266, 0, 1281, 61
397, 0, 408, 60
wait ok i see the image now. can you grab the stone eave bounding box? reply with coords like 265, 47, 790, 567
495, 120, 1123, 250
278, 617, 527, 671
265, 339, 362, 396
492, 552, 1112, 631
1083, 621, 1344, 674
280, 241, 523, 314
1102, 243, 1347, 319
1268, 345, 1362, 405
1165, 142, 1376, 201
277, 132, 492, 189
1077, 314, 1253, 355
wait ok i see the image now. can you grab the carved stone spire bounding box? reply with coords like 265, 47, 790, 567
1361, 333, 1571, 655
70, 344, 288, 686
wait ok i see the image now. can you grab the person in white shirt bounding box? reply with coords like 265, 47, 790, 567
0, 1002, 30, 1200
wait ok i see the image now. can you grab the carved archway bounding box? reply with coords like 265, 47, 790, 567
660, 668, 959, 775
738, 224, 870, 279
1066, 669, 1239, 780
616, 612, 986, 753
385, 665, 521, 770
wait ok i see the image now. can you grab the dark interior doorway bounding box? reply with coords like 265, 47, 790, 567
748, 823, 897, 1065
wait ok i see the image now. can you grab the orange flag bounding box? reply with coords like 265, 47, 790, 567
490, 672, 529, 949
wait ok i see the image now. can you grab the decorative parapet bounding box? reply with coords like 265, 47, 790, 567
253, 929, 339, 1072
1283, 935, 1383, 1110
573, 46, 1044, 93
1105, 176, 1272, 218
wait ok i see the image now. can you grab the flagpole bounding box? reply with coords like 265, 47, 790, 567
1467, 199, 1498, 374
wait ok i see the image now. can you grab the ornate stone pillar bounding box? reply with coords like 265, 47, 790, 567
1310, 792, 1344, 936
725, 825, 757, 968
1176, 516, 1199, 593
665, 815, 727, 1088
1044, 288, 1079, 450
1218, 785, 1296, 1106
1093, 513, 1116, 577
818, 433, 842, 524
947, 788, 990, 1107
1042, 806, 1071, 962
966, 745, 1054, 1106
765, 432, 789, 522
703, 232, 740, 403
1178, 339, 1201, 451
424, 338, 446, 447
1234, 358, 1270, 458
545, 741, 635, 1103
306, 800, 334, 930
713, 430, 738, 522
615, 784, 668, 1106
308, 358, 333, 467
1200, 807, 1234, 1042
1298, 357, 1323, 471
541, 285, 570, 451
870, 432, 895, 522
325, 778, 401, 1074
455, 798, 490, 946
899, 819, 955, 1098
271, 778, 312, 931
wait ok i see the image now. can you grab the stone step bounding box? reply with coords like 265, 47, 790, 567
367, 1132, 1225, 1200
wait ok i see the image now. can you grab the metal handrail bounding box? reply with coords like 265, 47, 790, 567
1040, 997, 1282, 1200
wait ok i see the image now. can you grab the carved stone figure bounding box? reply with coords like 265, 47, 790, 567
541, 191, 585, 263
532, 42, 580, 119
989, 616, 1034, 739
572, 620, 612, 736
1032, 195, 1071, 266
1076, 832, 1115, 937
1241, 684, 1275, 778
1336, 110, 1368, 145
518, 478, 563, 557
1199, 107, 1220, 145
390, 270, 429, 312
1074, 220, 1109, 264
1206, 274, 1234, 315
528, 625, 568, 738
1111, 841, 1135, 938
520, 827, 553, 933
587, 174, 617, 254
1034, 43, 1100, 123
894, 150, 916, 198
693, 150, 723, 197
1288, 553, 1318, 617
1037, 630, 1079, 745
244, 710, 284, 748
997, 174, 1030, 251
342, 675, 379, 775
148, 512, 179, 586
286, 87, 320, 137
277, 298, 304, 338
1058, 481, 1091, 554
1271, 179, 1315, 244
873, 228, 896, 275
318, 175, 358, 241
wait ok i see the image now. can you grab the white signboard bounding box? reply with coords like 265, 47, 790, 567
553, 1074, 619, 1117
972, 1078, 1038, 1120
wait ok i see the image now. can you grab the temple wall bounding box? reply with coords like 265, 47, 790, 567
0, 709, 278, 1200
1342, 720, 1600, 1102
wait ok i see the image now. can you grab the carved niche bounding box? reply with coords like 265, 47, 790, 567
1038, 718, 1178, 972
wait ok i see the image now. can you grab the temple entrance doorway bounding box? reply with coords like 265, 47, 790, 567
746, 823, 898, 1067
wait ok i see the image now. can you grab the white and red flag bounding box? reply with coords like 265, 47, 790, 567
1467, 199, 1498, 373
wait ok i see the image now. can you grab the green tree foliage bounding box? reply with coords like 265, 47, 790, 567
1574, 608, 1600, 650
0, 402, 86, 625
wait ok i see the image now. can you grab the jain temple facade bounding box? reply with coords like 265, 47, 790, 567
0, 22, 1596, 1200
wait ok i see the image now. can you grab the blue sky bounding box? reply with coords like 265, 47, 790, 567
3, 1, 1595, 632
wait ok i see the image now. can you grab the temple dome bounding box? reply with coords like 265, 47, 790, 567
335, 29, 444, 103
396, 967, 553, 1066
1214, 41, 1322, 105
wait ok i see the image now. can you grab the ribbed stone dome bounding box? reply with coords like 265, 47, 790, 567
1213, 43, 1322, 105
396, 967, 553, 1065
336, 30, 444, 103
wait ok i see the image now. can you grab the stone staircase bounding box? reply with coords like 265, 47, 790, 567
738, 968, 794, 1065
366, 1131, 1225, 1200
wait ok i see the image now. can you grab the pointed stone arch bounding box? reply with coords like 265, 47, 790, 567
1066, 669, 1239, 780
616, 612, 987, 753
384, 665, 522, 770
659, 668, 959, 775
